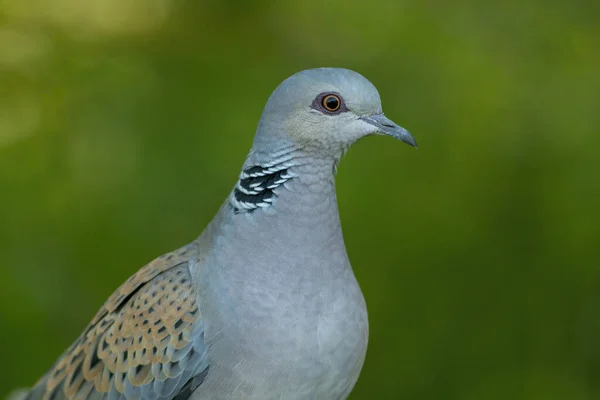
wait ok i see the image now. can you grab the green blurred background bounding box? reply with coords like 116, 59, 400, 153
1, 0, 599, 398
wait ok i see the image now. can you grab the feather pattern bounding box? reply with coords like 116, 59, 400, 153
27, 244, 209, 400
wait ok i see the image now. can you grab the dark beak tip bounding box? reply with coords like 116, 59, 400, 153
402, 133, 418, 149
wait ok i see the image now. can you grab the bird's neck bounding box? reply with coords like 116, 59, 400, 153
229, 145, 339, 215
205, 146, 348, 279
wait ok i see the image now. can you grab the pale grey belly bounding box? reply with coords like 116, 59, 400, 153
191, 294, 369, 399
190, 327, 368, 400
190, 359, 364, 400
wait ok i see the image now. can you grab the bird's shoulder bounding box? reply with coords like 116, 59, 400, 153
30, 242, 209, 400
89, 244, 198, 327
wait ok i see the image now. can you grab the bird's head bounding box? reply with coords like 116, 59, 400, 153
252, 68, 416, 160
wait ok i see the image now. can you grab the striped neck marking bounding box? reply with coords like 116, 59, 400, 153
231, 163, 295, 213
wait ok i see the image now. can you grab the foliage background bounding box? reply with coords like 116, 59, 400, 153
1, 0, 599, 398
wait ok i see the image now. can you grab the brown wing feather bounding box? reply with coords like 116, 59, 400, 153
29, 243, 208, 400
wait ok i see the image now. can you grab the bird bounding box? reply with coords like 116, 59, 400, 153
14, 68, 416, 400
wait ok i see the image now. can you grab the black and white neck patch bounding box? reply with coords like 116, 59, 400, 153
231, 163, 294, 213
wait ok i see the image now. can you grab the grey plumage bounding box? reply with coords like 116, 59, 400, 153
16, 68, 416, 400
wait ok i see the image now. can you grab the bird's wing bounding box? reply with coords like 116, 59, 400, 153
27, 243, 209, 400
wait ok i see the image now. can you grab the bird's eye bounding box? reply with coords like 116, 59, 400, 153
322, 94, 341, 112
311, 92, 346, 115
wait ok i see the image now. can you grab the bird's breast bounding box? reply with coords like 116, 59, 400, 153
199, 262, 369, 399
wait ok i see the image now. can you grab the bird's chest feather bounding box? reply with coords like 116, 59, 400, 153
200, 267, 369, 399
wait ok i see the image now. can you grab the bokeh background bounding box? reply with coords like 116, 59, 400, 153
1, 0, 599, 398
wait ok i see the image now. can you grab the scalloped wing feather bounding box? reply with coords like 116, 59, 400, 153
28, 244, 209, 400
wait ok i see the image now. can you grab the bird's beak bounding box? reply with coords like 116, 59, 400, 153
360, 114, 417, 148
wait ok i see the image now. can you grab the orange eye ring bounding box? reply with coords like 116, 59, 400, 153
322, 94, 341, 112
